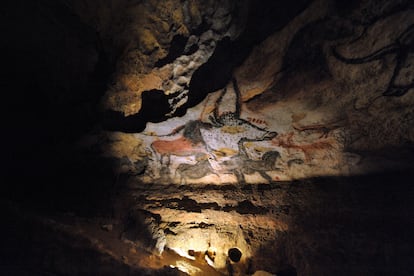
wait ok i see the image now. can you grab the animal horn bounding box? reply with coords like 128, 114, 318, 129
232, 77, 242, 117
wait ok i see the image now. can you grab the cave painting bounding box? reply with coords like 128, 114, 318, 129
333, 24, 414, 97
142, 78, 278, 184
150, 120, 213, 166
200, 78, 277, 156
271, 131, 340, 164
136, 76, 349, 184
174, 156, 219, 184
219, 151, 282, 183
96, 7, 413, 185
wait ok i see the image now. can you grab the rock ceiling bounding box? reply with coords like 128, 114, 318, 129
82, 0, 414, 184
2, 0, 414, 275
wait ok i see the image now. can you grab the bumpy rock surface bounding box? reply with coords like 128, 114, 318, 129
78, 0, 414, 274
72, 0, 248, 116
2, 0, 414, 275
92, 0, 414, 183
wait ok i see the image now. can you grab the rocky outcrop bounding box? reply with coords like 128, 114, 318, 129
78, 0, 413, 274
87, 0, 414, 184
3, 0, 414, 275
70, 0, 249, 117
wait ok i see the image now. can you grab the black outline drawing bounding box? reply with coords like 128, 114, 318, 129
147, 77, 279, 183
333, 24, 414, 97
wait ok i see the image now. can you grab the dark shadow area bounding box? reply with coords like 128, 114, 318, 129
276, 265, 297, 276
1, 0, 115, 216
155, 35, 190, 68
0, 201, 181, 276
122, 209, 162, 249
248, 17, 356, 104
2, 170, 414, 275
102, 89, 172, 132
282, 19, 354, 76
101, 0, 312, 132
176, 0, 312, 115
1, 1, 413, 275
254, 170, 414, 275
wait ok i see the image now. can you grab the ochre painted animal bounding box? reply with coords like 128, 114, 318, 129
272, 132, 337, 162
150, 136, 209, 166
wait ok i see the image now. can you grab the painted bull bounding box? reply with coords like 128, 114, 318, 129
149, 77, 278, 183
201, 78, 277, 155
150, 120, 212, 166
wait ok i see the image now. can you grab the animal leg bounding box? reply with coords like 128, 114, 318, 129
383, 50, 412, 97
180, 175, 186, 185
259, 171, 273, 183
150, 144, 162, 165
233, 170, 246, 184
237, 138, 249, 156
159, 154, 171, 168
166, 155, 171, 166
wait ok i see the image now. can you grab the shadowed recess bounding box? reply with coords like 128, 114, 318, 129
172, 0, 311, 117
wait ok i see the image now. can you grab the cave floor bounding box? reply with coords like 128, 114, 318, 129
1, 170, 414, 275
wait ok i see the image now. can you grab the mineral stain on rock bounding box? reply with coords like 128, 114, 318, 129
2, 0, 414, 275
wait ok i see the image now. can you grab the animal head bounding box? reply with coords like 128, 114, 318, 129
206, 77, 278, 140
234, 118, 277, 140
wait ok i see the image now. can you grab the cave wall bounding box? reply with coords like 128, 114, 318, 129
70, 0, 251, 117
2, 0, 414, 275
71, 1, 414, 274
81, 0, 414, 185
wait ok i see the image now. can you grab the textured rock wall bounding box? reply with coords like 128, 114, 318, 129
84, 0, 414, 185
71, 1, 414, 274
80, 0, 414, 274
71, 0, 248, 117
3, 0, 414, 275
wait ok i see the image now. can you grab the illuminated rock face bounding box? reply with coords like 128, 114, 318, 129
72, 0, 249, 116
4, 0, 414, 275
72, 1, 414, 275
71, 1, 414, 275
93, 0, 414, 185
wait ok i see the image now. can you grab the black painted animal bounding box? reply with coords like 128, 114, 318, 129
150, 77, 277, 168
203, 78, 277, 155
333, 24, 414, 97
221, 150, 282, 183
175, 157, 219, 184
